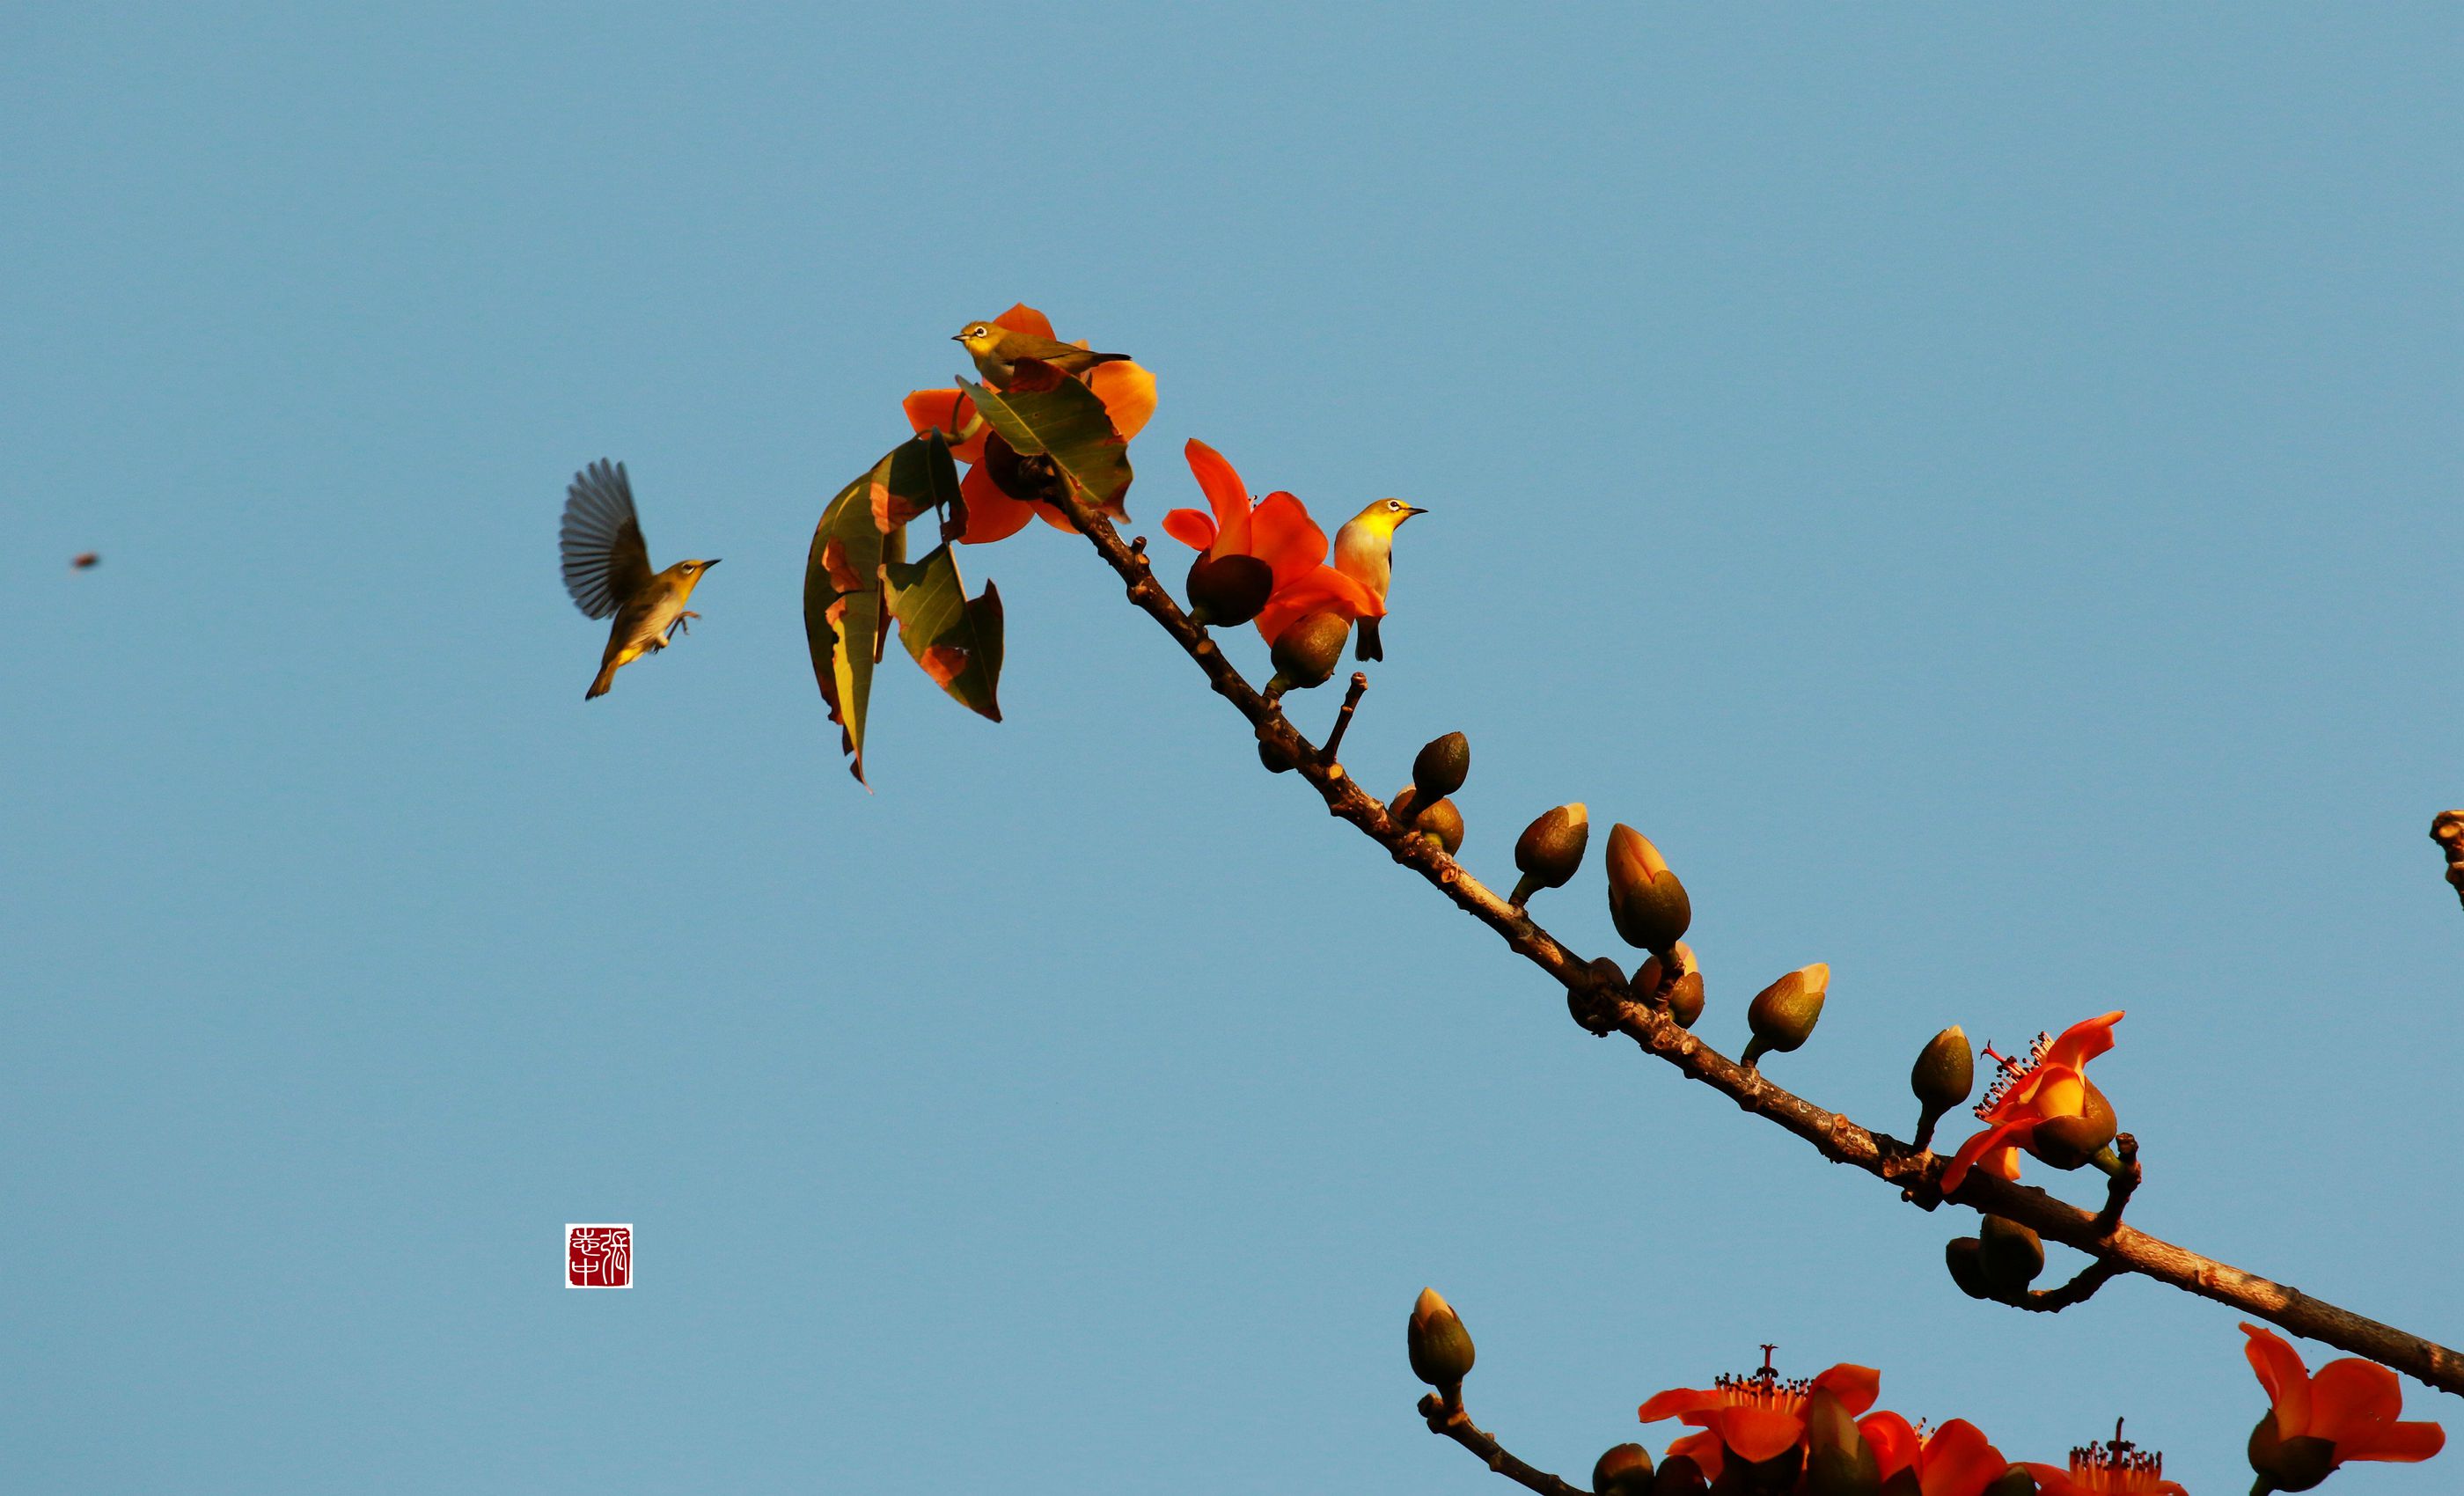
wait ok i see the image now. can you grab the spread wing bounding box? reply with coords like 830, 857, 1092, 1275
561, 459, 653, 620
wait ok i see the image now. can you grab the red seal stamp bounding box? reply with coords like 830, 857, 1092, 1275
566, 1223, 633, 1287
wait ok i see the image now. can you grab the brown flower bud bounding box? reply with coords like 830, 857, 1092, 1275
1912, 1026, 1975, 1115
1185, 553, 1273, 627
1605, 825, 1691, 954
1594, 1443, 1655, 1496
1258, 736, 1297, 774
1650, 1454, 1709, 1494
1412, 731, 1470, 802
1945, 1236, 1992, 1299
1978, 1214, 2045, 1296
1406, 1287, 1475, 1390
1508, 803, 1589, 906
1980, 1469, 2038, 1496
1266, 612, 1351, 694
1742, 963, 1828, 1069
1665, 971, 1705, 1028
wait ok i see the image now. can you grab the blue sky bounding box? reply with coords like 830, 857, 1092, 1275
5, 4, 2459, 1492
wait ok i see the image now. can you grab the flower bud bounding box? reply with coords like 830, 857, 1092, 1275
1665, 972, 1705, 1028
1742, 963, 1828, 1069
1185, 553, 1273, 627
1980, 1470, 2038, 1496
1508, 803, 1589, 907
1650, 1455, 1709, 1495
1266, 612, 1350, 694
1911, 1026, 1974, 1114
1387, 787, 1464, 854
1945, 1236, 1992, 1299
1978, 1215, 2045, 1296
1801, 1388, 1881, 1496
2026, 1082, 2118, 1171
1406, 1287, 1475, 1390
1605, 825, 1692, 954
1258, 736, 1297, 774
1412, 731, 1470, 803
2248, 1410, 2336, 1492
1594, 1442, 1655, 1496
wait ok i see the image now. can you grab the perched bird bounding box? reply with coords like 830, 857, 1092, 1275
559, 459, 719, 700
954, 319, 1130, 385
1332, 497, 1426, 661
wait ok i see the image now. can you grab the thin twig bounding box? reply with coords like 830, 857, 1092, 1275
1048, 489, 2464, 1398
2090, 1133, 2142, 1237
1320, 671, 1369, 766
2009, 1258, 2127, 1313
1417, 1393, 1592, 1496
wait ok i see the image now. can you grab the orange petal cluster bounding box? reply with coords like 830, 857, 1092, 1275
900, 304, 1155, 545
1636, 1360, 1879, 1482
1856, 1413, 2014, 1496
2020, 1441, 2186, 1496
2242, 1323, 2445, 1470
1158, 439, 1381, 644
1941, 1011, 2123, 1192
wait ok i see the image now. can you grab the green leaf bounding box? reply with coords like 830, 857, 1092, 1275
960, 375, 1133, 518
884, 541, 1004, 722
803, 459, 894, 784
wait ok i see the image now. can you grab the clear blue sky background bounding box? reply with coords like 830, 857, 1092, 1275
5, 5, 2459, 1492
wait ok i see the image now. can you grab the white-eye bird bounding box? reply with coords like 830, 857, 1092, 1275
560, 459, 719, 700
1331, 497, 1426, 662
953, 320, 1130, 386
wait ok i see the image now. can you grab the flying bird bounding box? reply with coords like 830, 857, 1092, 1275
70, 553, 99, 570
1332, 497, 1426, 662
953, 320, 1130, 385
560, 459, 718, 700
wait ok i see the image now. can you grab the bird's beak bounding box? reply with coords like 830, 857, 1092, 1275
706, 558, 722, 567
1404, 505, 1428, 520
950, 334, 966, 342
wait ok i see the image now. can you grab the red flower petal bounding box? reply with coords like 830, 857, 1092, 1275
1249, 492, 1329, 592
1637, 1386, 1721, 1425
1917, 1420, 2006, 1496
1857, 1412, 1920, 1478
1184, 439, 1252, 555
1714, 1404, 1808, 1464
1088, 361, 1155, 441
1162, 509, 1219, 552
1808, 1364, 1881, 1419
2043, 1011, 2124, 1073
1662, 1430, 1726, 1482
1943, 1118, 2035, 1192
994, 304, 1055, 341
2240, 1323, 2313, 1439
2346, 1421, 2447, 1464
957, 461, 1035, 545
902, 388, 988, 466
2307, 1357, 2404, 1448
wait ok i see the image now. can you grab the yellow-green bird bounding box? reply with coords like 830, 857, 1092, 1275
953, 320, 1131, 385
1332, 497, 1426, 662
560, 459, 719, 700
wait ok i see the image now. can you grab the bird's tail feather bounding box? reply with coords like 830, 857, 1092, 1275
586, 663, 619, 699
1356, 618, 1383, 662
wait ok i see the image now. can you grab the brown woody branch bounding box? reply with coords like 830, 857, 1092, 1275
1049, 492, 2464, 1398
1418, 1391, 1593, 1496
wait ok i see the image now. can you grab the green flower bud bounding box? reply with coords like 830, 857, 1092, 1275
1508, 803, 1589, 907
1185, 553, 1273, 627
1802, 1387, 1882, 1496
1650, 1454, 1709, 1495
2248, 1410, 2336, 1492
1605, 825, 1692, 953
1412, 731, 1470, 803
1741, 964, 1828, 1069
1266, 612, 1350, 694
1594, 1442, 1655, 1496
1912, 1025, 1974, 1114
1978, 1215, 2045, 1296
1406, 1287, 1475, 1390
2027, 1082, 2118, 1170
1633, 946, 1705, 1028
1945, 1236, 1992, 1299
1415, 796, 1465, 855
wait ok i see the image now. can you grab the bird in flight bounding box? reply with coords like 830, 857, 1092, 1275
1332, 497, 1426, 661
560, 459, 719, 700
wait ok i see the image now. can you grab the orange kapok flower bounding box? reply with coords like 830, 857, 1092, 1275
900, 304, 1155, 545
2241, 1323, 2444, 1488
1636, 1350, 1881, 1484
1857, 1413, 2014, 1496
1160, 439, 1380, 644
1940, 1011, 2124, 1193
2023, 1421, 2186, 1496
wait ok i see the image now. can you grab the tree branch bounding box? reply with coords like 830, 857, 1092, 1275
1417, 1392, 1593, 1496
1050, 492, 2464, 1398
